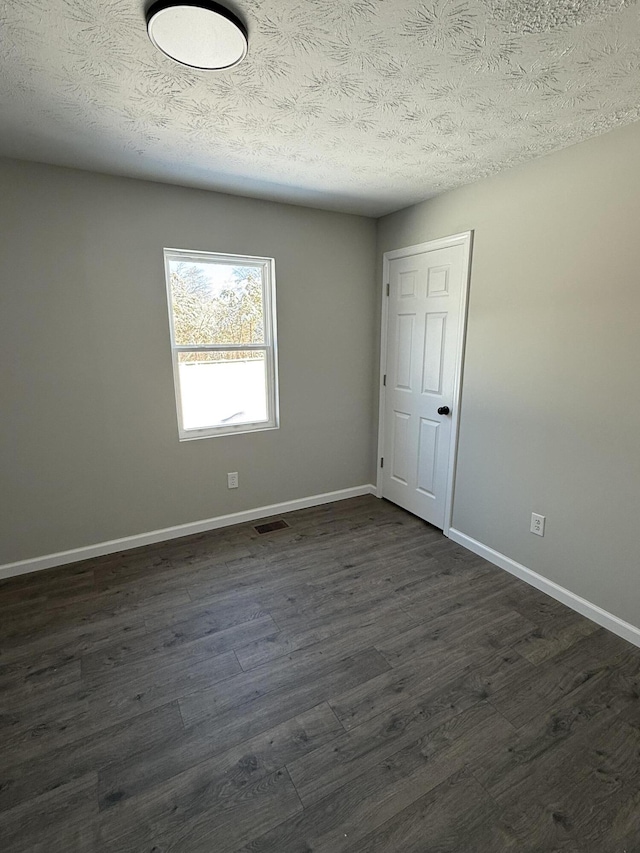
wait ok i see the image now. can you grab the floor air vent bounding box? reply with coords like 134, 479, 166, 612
254, 519, 290, 534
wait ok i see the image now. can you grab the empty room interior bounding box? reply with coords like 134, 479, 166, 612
2, 1, 640, 850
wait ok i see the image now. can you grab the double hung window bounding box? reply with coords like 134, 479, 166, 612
164, 248, 279, 439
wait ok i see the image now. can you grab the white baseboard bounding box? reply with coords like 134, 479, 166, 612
0, 485, 377, 581
447, 528, 640, 650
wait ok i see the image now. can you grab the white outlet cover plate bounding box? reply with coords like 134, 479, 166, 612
530, 513, 545, 536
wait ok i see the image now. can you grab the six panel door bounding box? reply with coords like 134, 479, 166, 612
381, 242, 466, 528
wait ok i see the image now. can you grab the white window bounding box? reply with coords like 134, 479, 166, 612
164, 248, 279, 440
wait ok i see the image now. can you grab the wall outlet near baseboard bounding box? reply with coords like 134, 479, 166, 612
227, 472, 239, 489
530, 512, 545, 536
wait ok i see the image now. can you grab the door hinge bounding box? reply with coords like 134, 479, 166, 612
380, 457, 384, 468
386, 281, 390, 296
383, 374, 386, 386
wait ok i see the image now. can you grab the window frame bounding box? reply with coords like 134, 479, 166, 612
164, 247, 279, 441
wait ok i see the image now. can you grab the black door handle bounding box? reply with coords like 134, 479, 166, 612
437, 406, 450, 415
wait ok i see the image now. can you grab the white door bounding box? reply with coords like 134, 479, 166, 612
379, 233, 471, 531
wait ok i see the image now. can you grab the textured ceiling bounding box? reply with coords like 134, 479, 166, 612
1, 0, 640, 215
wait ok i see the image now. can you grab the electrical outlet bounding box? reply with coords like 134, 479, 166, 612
227, 472, 239, 489
530, 512, 545, 537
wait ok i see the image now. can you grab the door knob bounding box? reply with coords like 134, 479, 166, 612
437, 406, 450, 415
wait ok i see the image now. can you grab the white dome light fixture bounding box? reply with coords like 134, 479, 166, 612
146, 0, 248, 70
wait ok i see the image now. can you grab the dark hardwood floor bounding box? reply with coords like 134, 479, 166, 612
1, 495, 639, 852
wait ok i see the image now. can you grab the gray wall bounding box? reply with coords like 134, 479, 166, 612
377, 121, 640, 628
0, 159, 377, 564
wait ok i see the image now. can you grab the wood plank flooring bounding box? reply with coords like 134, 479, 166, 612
1, 495, 639, 852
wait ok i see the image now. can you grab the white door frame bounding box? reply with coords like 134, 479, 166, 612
376, 231, 473, 537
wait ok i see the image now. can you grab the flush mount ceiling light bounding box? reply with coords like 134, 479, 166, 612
146, 0, 248, 70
